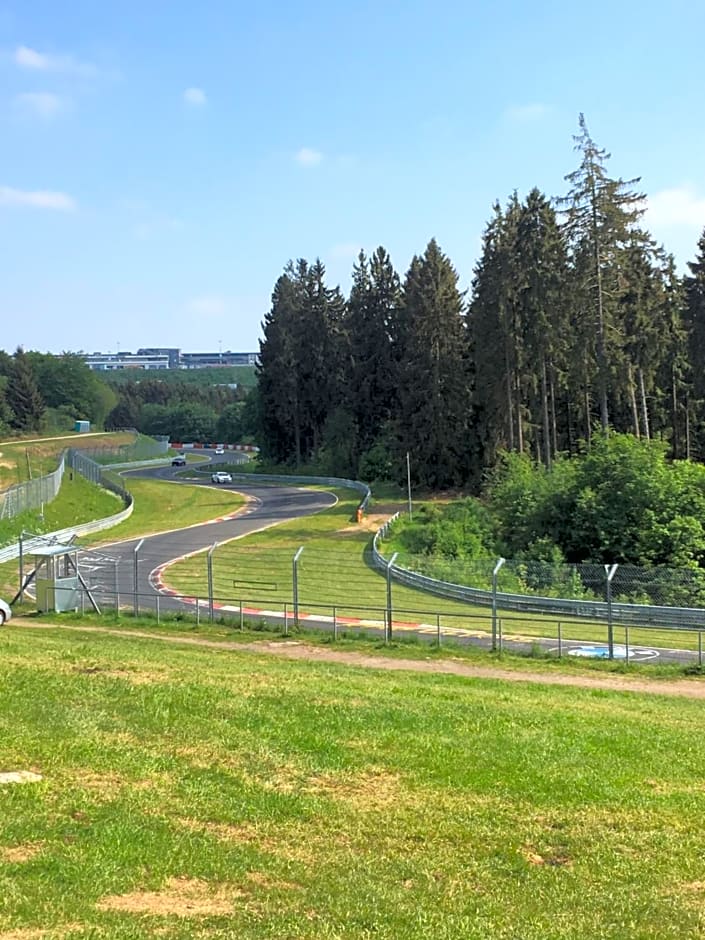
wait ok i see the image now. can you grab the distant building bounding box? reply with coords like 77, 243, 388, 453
137, 347, 181, 369
180, 351, 258, 369
82, 348, 258, 371
84, 352, 169, 371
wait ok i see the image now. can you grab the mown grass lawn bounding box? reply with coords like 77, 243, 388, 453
0, 473, 123, 561
88, 478, 245, 546
0, 432, 136, 490
2, 624, 705, 938
162, 489, 702, 656
0, 478, 245, 603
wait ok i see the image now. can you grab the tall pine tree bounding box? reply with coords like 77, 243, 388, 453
395, 239, 472, 488
346, 246, 400, 465
7, 347, 44, 432
559, 114, 646, 433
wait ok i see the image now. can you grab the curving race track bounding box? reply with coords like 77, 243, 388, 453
79, 452, 337, 612
75, 453, 702, 667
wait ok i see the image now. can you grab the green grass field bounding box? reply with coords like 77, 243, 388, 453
0, 432, 137, 491
0, 473, 124, 554
99, 364, 257, 389
2, 623, 705, 938
160, 489, 703, 656
0, 478, 245, 603
88, 478, 245, 546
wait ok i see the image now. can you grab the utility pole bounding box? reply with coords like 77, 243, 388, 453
406, 452, 412, 519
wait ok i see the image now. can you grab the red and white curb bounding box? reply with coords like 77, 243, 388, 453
150, 561, 490, 639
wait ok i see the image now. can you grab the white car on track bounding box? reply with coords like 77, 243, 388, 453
215, 446, 225, 455
0, 598, 12, 625
211, 471, 233, 484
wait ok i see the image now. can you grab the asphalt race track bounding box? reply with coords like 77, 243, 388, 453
76, 451, 702, 669
79, 451, 337, 614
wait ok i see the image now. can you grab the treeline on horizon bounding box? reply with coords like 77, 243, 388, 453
0, 349, 256, 444
256, 116, 705, 488
0, 349, 116, 435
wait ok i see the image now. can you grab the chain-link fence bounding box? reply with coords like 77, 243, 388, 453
370, 514, 705, 631
66, 449, 131, 503
45, 538, 702, 665
77, 432, 169, 465
0, 432, 164, 520
0, 454, 66, 520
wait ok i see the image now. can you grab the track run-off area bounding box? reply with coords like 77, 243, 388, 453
73, 451, 703, 669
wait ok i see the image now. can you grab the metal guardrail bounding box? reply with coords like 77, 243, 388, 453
371, 515, 705, 631
0, 451, 134, 563
104, 457, 173, 470
218, 472, 371, 512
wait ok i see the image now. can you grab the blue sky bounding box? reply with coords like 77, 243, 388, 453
1, 0, 704, 355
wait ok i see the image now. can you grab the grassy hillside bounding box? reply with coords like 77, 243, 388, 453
0, 432, 137, 491
162, 489, 705, 654
1, 624, 704, 938
0, 473, 123, 552
99, 365, 257, 389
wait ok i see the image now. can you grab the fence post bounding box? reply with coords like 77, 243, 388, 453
284, 601, 288, 636
558, 621, 562, 658
436, 612, 441, 647
156, 594, 160, 624
18, 532, 24, 602
492, 558, 506, 652
114, 559, 120, 615
333, 605, 338, 642
386, 552, 398, 642
240, 599, 244, 631
605, 564, 618, 660
207, 543, 217, 623
699, 631, 703, 668
292, 546, 304, 626
133, 539, 143, 617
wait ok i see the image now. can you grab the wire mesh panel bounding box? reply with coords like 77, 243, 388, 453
0, 455, 65, 519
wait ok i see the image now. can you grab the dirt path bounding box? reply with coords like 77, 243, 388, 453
9, 617, 705, 699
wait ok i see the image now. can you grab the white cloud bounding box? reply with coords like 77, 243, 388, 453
295, 147, 323, 167
0, 185, 76, 210
14, 44, 97, 77
183, 87, 207, 106
187, 295, 227, 317
14, 45, 50, 69
646, 186, 705, 229
505, 103, 550, 123
15, 91, 66, 118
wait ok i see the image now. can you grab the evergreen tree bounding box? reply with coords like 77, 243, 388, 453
655, 254, 689, 457
257, 271, 302, 464
346, 246, 400, 465
395, 239, 472, 488
469, 203, 508, 466
559, 114, 646, 433
257, 259, 347, 466
515, 189, 569, 465
470, 192, 568, 467
684, 229, 705, 458
297, 259, 347, 461
685, 229, 705, 399
7, 347, 44, 432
